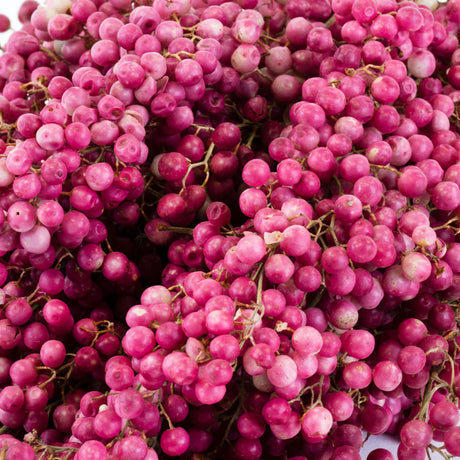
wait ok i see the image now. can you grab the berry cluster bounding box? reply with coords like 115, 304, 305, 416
0, 0, 459, 459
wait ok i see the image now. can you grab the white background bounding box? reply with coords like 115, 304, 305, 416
0, 1, 452, 459
0, 3, 21, 46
